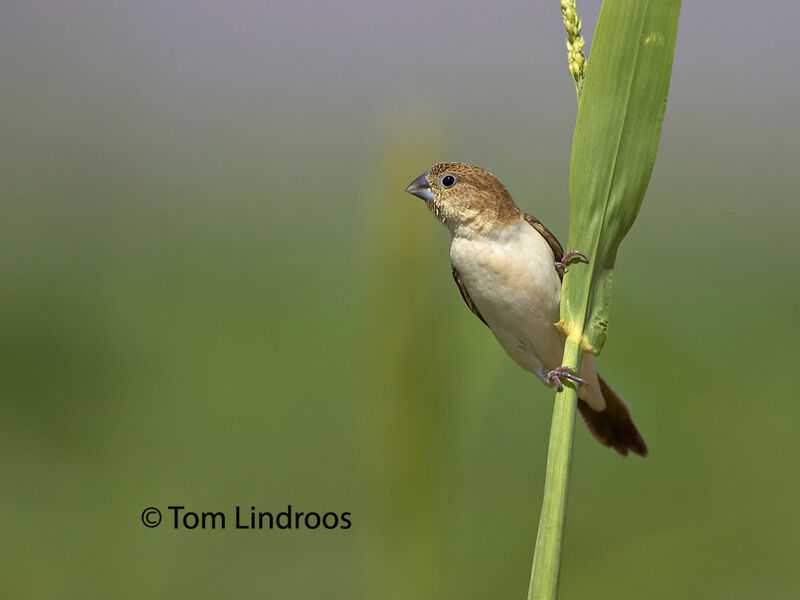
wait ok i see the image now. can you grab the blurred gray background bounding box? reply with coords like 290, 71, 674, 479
2, 1, 798, 598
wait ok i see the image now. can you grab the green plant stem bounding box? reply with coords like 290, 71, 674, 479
527, 335, 583, 600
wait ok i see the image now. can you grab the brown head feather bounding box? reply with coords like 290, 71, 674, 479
424, 162, 521, 232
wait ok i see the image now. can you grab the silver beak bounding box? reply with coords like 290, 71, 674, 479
405, 171, 434, 202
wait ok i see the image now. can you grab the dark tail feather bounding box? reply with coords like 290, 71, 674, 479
577, 375, 648, 457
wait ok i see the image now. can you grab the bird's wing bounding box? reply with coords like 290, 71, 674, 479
523, 212, 566, 280
523, 212, 564, 262
451, 265, 488, 326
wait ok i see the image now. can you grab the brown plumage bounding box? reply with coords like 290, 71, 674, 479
424, 163, 521, 229
578, 377, 648, 456
407, 162, 648, 457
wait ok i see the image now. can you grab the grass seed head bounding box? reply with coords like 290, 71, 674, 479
561, 0, 587, 100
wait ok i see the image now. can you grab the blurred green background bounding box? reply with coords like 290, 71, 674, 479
2, 1, 798, 598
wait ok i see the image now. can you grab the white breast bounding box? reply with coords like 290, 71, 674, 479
449, 218, 606, 410
450, 219, 563, 377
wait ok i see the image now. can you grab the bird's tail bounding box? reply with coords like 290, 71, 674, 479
577, 375, 648, 457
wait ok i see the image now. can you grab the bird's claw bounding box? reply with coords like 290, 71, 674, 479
545, 365, 589, 392
555, 250, 588, 275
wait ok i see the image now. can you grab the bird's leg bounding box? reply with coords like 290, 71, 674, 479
545, 365, 589, 392
555, 250, 588, 276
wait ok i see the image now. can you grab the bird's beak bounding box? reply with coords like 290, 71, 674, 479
405, 171, 434, 202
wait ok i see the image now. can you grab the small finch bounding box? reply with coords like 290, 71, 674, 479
406, 162, 647, 456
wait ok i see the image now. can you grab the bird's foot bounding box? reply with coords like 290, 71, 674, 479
545, 365, 589, 392
555, 250, 588, 275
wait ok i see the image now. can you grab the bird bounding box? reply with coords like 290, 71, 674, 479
405, 162, 647, 456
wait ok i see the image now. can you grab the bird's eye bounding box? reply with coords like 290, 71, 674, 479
440, 174, 456, 188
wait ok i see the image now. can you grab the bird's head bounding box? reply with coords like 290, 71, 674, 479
405, 162, 520, 234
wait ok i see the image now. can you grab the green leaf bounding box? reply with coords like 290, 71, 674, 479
529, 4, 680, 598
559, 0, 681, 354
